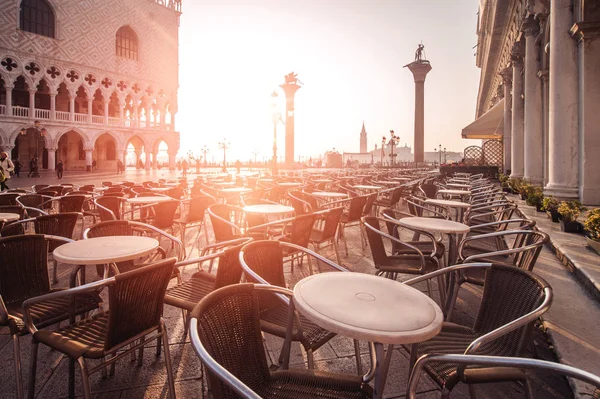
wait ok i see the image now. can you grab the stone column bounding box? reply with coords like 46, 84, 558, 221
500, 68, 513, 174
2, 144, 15, 158
29, 89, 36, 119
152, 151, 158, 169
510, 42, 525, 178
170, 113, 176, 131
46, 147, 57, 171
104, 99, 109, 125
5, 84, 13, 116
537, 70, 549, 184
49, 91, 56, 121
145, 152, 151, 171
135, 150, 142, 167
406, 61, 433, 164
85, 147, 93, 172
522, 17, 544, 184
119, 101, 125, 126
87, 98, 93, 123
133, 104, 139, 128
168, 150, 177, 171
571, 17, 600, 203
121, 150, 127, 170
544, 0, 579, 199
69, 94, 76, 122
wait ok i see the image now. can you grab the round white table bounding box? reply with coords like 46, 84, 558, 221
438, 189, 472, 196
312, 179, 333, 183
397, 217, 470, 265
353, 185, 382, 191
278, 182, 303, 188
243, 204, 294, 215
53, 235, 159, 278
219, 187, 253, 194
446, 183, 471, 189
149, 187, 172, 193
294, 272, 443, 399
425, 199, 471, 222
312, 191, 348, 199
126, 196, 173, 205
0, 212, 20, 222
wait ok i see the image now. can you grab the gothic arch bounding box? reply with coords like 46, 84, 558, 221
91, 131, 121, 149
54, 126, 91, 147
9, 124, 52, 148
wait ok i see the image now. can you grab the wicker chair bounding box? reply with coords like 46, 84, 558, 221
40, 194, 87, 214
207, 204, 245, 242
373, 187, 404, 211
190, 283, 373, 398
0, 234, 101, 399
24, 258, 177, 399
35, 212, 81, 283
278, 213, 317, 272
288, 191, 312, 215
94, 196, 125, 221
403, 263, 553, 398
123, 199, 180, 234
17, 194, 52, 211
332, 195, 368, 255
32, 184, 49, 192
173, 195, 216, 248
407, 354, 600, 399
239, 240, 360, 370
0, 193, 20, 205
164, 237, 252, 330
362, 216, 440, 296
309, 207, 344, 265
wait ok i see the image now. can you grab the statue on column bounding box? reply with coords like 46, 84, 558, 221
415, 43, 425, 61
284, 72, 303, 86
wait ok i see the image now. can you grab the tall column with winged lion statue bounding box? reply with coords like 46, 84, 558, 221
280, 72, 302, 166
405, 44, 432, 164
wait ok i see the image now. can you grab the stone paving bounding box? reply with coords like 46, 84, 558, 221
0, 170, 595, 398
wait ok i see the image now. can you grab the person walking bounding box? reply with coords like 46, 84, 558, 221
13, 159, 22, 177
28, 157, 36, 177
56, 160, 64, 179
117, 159, 124, 174
0, 152, 15, 191
181, 159, 188, 177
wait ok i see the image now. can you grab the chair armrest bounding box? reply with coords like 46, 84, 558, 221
457, 230, 532, 257
403, 263, 493, 287
280, 242, 349, 272
22, 277, 114, 334
463, 286, 552, 355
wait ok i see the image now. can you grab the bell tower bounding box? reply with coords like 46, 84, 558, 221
360, 122, 367, 153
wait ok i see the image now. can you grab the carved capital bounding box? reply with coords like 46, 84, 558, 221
84, 147, 94, 152
521, 16, 540, 37
510, 41, 525, 65
2, 145, 15, 151
537, 69, 549, 82
46, 146, 58, 152
500, 67, 513, 85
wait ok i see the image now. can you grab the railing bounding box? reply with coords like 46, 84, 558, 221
107, 116, 120, 126
152, 0, 181, 12
91, 115, 104, 124
0, 104, 5, 115
35, 109, 50, 120
12, 106, 28, 117
74, 113, 87, 122
56, 111, 70, 121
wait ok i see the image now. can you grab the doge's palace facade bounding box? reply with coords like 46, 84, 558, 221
0, 0, 181, 171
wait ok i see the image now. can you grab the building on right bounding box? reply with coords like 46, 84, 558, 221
466, 0, 600, 204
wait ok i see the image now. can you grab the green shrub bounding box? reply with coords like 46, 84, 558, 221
526, 186, 544, 207
584, 208, 600, 241
542, 197, 559, 212
557, 200, 586, 222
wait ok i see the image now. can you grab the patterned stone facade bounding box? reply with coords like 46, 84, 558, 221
0, 0, 181, 171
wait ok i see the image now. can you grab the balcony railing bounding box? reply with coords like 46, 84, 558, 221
0, 106, 173, 131
152, 0, 181, 12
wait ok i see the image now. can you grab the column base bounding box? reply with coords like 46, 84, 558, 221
86, 165, 92, 172
543, 183, 579, 200
509, 172, 523, 179
579, 187, 600, 206
524, 176, 543, 185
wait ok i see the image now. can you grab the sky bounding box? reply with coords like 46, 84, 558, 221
176, 0, 482, 162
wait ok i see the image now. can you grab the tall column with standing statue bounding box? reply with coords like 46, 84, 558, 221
279, 72, 302, 167
405, 44, 432, 164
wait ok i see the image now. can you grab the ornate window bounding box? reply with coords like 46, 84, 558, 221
19, 0, 55, 38
116, 26, 139, 61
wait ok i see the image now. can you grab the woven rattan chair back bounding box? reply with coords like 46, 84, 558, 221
96, 196, 123, 221
211, 241, 249, 290
420, 183, 438, 199
389, 187, 405, 206
86, 220, 134, 238
104, 258, 175, 350
473, 265, 550, 357
240, 240, 286, 287
283, 213, 317, 250
362, 216, 388, 266
34, 212, 80, 251
186, 195, 216, 224
514, 231, 547, 270
33, 184, 49, 192
319, 207, 344, 242
151, 200, 180, 230
297, 191, 320, 211
288, 191, 310, 215
362, 193, 377, 216
57, 194, 86, 213
208, 204, 243, 242
0, 193, 20, 206
0, 234, 49, 306
192, 283, 271, 399
345, 195, 368, 223
16, 194, 45, 209
0, 205, 25, 219
167, 186, 184, 199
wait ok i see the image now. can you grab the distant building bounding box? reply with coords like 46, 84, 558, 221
466, 0, 599, 203
0, 0, 181, 172
359, 121, 367, 153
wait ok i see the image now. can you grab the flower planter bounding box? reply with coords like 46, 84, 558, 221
560, 220, 583, 233
535, 204, 544, 212
586, 237, 600, 255
502, 187, 513, 194
546, 210, 560, 223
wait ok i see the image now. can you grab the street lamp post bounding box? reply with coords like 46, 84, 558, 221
201, 145, 209, 168
381, 130, 400, 167
443, 147, 447, 164
218, 139, 230, 173
438, 144, 442, 165
434, 148, 438, 167
271, 90, 283, 175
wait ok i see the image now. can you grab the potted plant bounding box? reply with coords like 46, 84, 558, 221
508, 177, 522, 195
526, 186, 544, 211
499, 173, 511, 193
543, 197, 560, 222
519, 181, 533, 201
557, 200, 586, 233
583, 208, 600, 255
